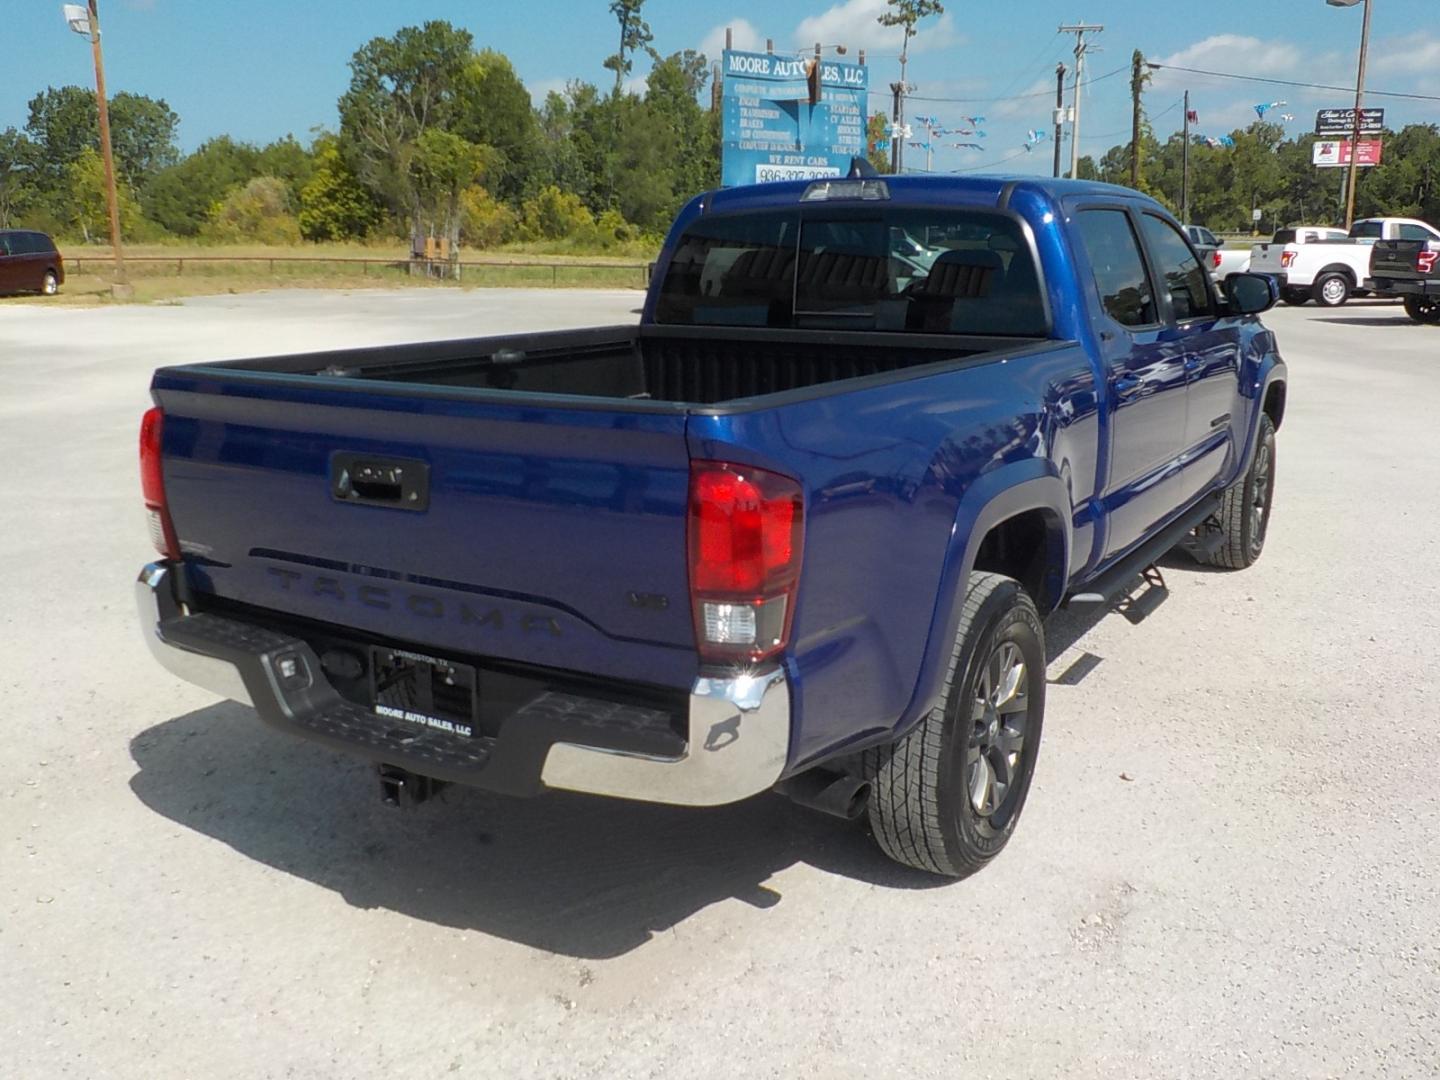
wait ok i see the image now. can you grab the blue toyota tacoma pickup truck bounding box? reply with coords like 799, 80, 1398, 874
136, 176, 1287, 877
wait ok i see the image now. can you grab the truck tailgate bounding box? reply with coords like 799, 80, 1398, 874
1250, 243, 1287, 275
1370, 239, 1433, 279
152, 368, 699, 690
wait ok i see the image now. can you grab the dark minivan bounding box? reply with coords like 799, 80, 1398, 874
0, 230, 65, 295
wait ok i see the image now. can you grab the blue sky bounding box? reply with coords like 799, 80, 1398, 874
3, 0, 1438, 177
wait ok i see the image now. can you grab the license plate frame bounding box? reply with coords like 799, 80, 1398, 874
369, 646, 479, 739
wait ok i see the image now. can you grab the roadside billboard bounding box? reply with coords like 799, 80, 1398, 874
1312, 139, 1384, 168
1314, 108, 1385, 136
721, 49, 868, 187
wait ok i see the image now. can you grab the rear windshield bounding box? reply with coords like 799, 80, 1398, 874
1272, 230, 1297, 244
1349, 221, 1383, 239
654, 208, 1047, 336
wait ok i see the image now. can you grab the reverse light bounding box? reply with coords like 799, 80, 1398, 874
140, 406, 180, 560
688, 461, 803, 664
1418, 251, 1438, 275
1280, 251, 1296, 269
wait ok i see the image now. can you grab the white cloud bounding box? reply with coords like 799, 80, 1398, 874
1372, 32, 1440, 74
1154, 34, 1303, 78
700, 19, 763, 59
527, 77, 571, 106
793, 0, 960, 59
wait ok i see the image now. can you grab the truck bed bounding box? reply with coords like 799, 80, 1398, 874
201, 324, 1040, 408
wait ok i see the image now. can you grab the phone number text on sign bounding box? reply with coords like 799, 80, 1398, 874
755, 164, 842, 183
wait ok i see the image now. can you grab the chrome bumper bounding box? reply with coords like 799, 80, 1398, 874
136, 562, 790, 806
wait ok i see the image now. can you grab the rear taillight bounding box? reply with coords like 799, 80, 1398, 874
688, 461, 803, 664
140, 406, 180, 560
1280, 251, 1296, 269
1211, 250, 1222, 269
1419, 251, 1438, 274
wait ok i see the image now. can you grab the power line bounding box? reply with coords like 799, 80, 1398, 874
1146, 61, 1440, 104
869, 62, 1128, 104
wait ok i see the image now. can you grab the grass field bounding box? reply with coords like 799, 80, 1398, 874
3, 241, 655, 305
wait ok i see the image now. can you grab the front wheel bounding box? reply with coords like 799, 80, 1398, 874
41, 271, 59, 296
863, 572, 1045, 878
1313, 272, 1351, 307
1201, 414, 1277, 569
1403, 295, 1440, 325
1281, 289, 1310, 306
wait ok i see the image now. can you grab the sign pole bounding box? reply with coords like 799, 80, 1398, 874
1344, 0, 1373, 230
1181, 90, 1190, 223
1052, 63, 1065, 179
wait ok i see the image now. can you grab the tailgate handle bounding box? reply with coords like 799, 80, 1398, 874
331, 453, 430, 512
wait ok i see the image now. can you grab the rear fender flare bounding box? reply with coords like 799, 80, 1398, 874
895, 464, 1070, 738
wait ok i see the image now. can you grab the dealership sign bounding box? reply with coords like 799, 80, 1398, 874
1314, 108, 1385, 136
721, 49, 868, 186
1312, 139, 1384, 168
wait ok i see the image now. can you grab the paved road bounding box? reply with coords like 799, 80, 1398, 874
2, 291, 1437, 1078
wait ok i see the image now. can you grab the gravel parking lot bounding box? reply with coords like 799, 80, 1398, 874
3, 289, 1438, 1079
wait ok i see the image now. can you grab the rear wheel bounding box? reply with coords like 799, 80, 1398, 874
1313, 272, 1351, 307
40, 270, 59, 296
1403, 295, 1440, 325
863, 572, 1045, 878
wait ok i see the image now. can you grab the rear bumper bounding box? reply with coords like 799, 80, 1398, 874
137, 562, 790, 806
1366, 277, 1439, 297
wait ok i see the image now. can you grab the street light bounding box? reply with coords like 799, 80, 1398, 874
61, 0, 128, 292
1327, 0, 1373, 230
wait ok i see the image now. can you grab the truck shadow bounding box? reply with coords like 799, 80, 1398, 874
1313, 315, 1417, 328
128, 704, 945, 960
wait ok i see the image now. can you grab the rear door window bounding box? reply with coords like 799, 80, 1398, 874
1074, 209, 1157, 328
1398, 223, 1435, 241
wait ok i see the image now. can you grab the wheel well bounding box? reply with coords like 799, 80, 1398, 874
1263, 382, 1286, 430
1316, 264, 1356, 283
972, 509, 1065, 613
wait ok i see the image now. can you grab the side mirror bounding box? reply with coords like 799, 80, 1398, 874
1224, 272, 1278, 315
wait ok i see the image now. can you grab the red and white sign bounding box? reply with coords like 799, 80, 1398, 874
1312, 139, 1384, 168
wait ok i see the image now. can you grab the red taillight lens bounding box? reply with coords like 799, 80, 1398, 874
140, 406, 180, 560
688, 461, 803, 663
1280, 251, 1296, 269
1211, 250, 1222, 269
1419, 251, 1438, 274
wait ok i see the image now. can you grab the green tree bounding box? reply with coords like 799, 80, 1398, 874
866, 114, 893, 173
603, 0, 657, 97
454, 49, 540, 202
297, 139, 383, 241
411, 128, 497, 252
204, 176, 301, 244
26, 85, 178, 190
142, 136, 262, 236
257, 136, 316, 203
641, 51, 718, 222
65, 146, 141, 242
339, 21, 520, 250
0, 128, 37, 228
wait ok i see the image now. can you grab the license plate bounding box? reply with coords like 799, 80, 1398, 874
369, 647, 479, 738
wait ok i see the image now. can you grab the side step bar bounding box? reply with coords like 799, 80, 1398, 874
1065, 493, 1221, 607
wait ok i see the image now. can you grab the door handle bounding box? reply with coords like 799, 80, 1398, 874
1114, 373, 1145, 399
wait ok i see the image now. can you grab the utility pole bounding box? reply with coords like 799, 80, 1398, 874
1059, 23, 1103, 180
1343, 0, 1373, 229
890, 81, 904, 173
1129, 49, 1148, 190
1053, 62, 1066, 179
1181, 90, 1191, 223
70, 1, 127, 290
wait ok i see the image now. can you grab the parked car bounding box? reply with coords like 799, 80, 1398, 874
0, 229, 64, 295
1251, 218, 1440, 307
1183, 224, 1220, 265
1367, 238, 1440, 324
135, 175, 1286, 878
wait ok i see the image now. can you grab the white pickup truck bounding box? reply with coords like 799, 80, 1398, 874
1251, 218, 1440, 307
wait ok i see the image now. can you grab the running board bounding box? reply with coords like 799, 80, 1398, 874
1065, 493, 1221, 607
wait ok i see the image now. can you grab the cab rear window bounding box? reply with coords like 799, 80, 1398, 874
655, 208, 1047, 336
